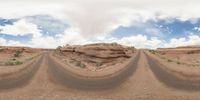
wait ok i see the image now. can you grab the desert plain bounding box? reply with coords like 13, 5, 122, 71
0, 43, 199, 100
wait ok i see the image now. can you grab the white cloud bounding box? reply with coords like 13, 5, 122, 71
0, 27, 200, 49
145, 28, 161, 35
164, 35, 200, 47
30, 36, 58, 48
106, 35, 163, 49
194, 26, 200, 32
0, 0, 200, 37
29, 27, 86, 48
6, 40, 28, 46
0, 38, 7, 45
0, 37, 28, 47
0, 0, 200, 48
0, 18, 199, 49
0, 19, 41, 37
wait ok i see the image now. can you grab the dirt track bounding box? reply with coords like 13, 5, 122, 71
47, 51, 140, 90
0, 50, 200, 100
145, 52, 200, 91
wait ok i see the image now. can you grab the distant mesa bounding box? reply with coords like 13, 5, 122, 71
157, 45, 200, 55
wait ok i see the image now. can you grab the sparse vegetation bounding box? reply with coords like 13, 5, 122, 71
157, 53, 189, 66
167, 59, 172, 62
5, 59, 23, 66
69, 59, 86, 68
110, 42, 118, 46
161, 57, 166, 59
25, 56, 34, 62
96, 62, 103, 67
176, 61, 181, 64
0, 48, 4, 52
149, 50, 156, 54
192, 64, 200, 67
14, 50, 23, 57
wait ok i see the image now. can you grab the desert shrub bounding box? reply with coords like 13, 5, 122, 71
192, 64, 197, 67
167, 59, 172, 62
15, 61, 23, 65
149, 50, 156, 54
110, 42, 118, 46
5, 59, 23, 65
25, 57, 34, 61
69, 59, 86, 68
192, 64, 200, 67
0, 48, 4, 52
79, 63, 86, 68
161, 57, 166, 59
176, 61, 181, 64
14, 50, 23, 57
96, 62, 103, 67
75, 61, 85, 68
160, 52, 166, 55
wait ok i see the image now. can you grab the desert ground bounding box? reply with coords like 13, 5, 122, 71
0, 44, 200, 100
0, 46, 42, 66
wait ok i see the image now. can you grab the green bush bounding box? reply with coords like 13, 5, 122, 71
110, 42, 118, 46
192, 64, 200, 67
149, 50, 156, 54
79, 63, 86, 68
167, 59, 172, 62
176, 61, 181, 64
96, 62, 103, 67
14, 50, 23, 57
69, 59, 86, 68
5, 59, 23, 65
0, 49, 4, 52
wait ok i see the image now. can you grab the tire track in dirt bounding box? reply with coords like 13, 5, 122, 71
47, 51, 140, 90
0, 53, 44, 90
1, 51, 200, 100
144, 51, 200, 91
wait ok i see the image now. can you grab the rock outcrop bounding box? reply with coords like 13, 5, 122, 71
56, 43, 135, 70
60, 43, 134, 58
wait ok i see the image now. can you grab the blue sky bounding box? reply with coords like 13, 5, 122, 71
0, 16, 199, 48
0, 18, 17, 26
25, 15, 69, 37
0, 0, 200, 48
110, 18, 200, 41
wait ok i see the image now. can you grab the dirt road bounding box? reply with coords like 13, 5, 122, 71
0, 50, 200, 100
47, 51, 140, 90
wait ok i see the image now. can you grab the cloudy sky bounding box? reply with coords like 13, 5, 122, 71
0, 0, 200, 48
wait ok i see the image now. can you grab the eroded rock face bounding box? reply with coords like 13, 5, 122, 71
60, 43, 134, 58
57, 43, 135, 71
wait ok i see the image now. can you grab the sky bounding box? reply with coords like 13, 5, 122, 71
0, 0, 200, 49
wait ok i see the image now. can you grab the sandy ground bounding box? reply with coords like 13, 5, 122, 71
0, 47, 42, 66
156, 48, 200, 66
0, 50, 200, 100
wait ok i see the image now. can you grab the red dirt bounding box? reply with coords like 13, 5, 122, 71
0, 46, 42, 66
0, 50, 200, 100
156, 46, 200, 66
0, 45, 199, 99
